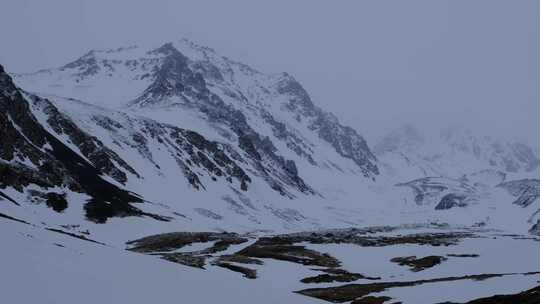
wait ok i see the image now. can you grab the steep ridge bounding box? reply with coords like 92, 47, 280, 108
15, 40, 378, 181
0, 64, 160, 223
2, 41, 383, 244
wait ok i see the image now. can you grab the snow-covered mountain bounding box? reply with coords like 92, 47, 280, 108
2, 39, 387, 246
3, 38, 540, 240
375, 124, 540, 233
3, 38, 540, 304
375, 124, 540, 181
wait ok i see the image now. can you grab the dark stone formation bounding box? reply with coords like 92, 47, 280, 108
45, 192, 68, 213
135, 42, 207, 106
390, 255, 447, 272
438, 285, 540, 304
276, 74, 378, 177
60, 50, 100, 79
498, 179, 540, 207
436, 194, 468, 210
31, 95, 140, 184
131, 43, 315, 195
301, 268, 377, 284
0, 64, 161, 223
529, 220, 540, 236
213, 262, 257, 279
296, 273, 530, 303
236, 237, 340, 268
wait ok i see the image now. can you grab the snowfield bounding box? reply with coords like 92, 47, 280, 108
3, 217, 540, 304
0, 219, 320, 304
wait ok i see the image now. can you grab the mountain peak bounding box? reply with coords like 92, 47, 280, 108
14, 38, 380, 181
177, 38, 217, 55
149, 42, 183, 56
0, 64, 19, 97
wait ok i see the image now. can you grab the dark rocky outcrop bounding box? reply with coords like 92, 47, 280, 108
498, 179, 540, 207
447, 253, 480, 258
126, 231, 248, 254
45, 192, 68, 212
29, 94, 139, 184
213, 262, 257, 279
60, 50, 101, 79
436, 193, 468, 210
130, 43, 315, 196
126, 231, 249, 269
497, 179, 540, 234
439, 285, 540, 304
260, 228, 472, 248
276, 74, 378, 177
134, 42, 207, 107
296, 272, 537, 303
390, 255, 447, 272
301, 268, 378, 284
529, 220, 540, 236
0, 64, 158, 223
397, 177, 478, 209
171, 129, 252, 190
236, 237, 340, 268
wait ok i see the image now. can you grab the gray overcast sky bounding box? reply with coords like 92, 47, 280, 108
1, 0, 539, 143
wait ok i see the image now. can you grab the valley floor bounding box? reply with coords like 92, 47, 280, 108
2, 215, 540, 304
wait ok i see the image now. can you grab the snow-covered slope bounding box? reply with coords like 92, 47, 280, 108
2, 40, 384, 246
375, 124, 540, 181
15, 39, 378, 178
3, 38, 540, 303
3, 38, 540, 242
375, 124, 540, 234
3, 215, 540, 304
0, 217, 321, 304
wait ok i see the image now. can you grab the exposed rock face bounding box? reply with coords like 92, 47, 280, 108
454, 285, 540, 304
0, 64, 150, 223
11, 40, 382, 226
0, 65, 73, 191
529, 220, 540, 236
60, 50, 101, 79
276, 74, 378, 177
396, 177, 479, 208
435, 194, 468, 210
133, 43, 207, 107
127, 43, 317, 195
498, 179, 540, 234
498, 179, 540, 207
390, 255, 447, 272
29, 94, 139, 184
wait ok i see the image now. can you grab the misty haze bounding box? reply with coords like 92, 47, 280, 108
1, 1, 540, 303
